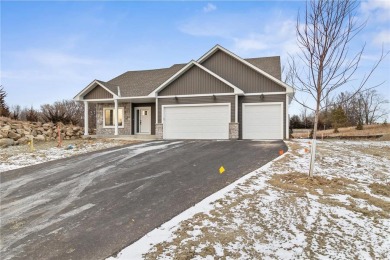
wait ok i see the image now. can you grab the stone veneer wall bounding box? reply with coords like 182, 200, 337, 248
229, 123, 239, 139
155, 124, 163, 139
96, 103, 131, 135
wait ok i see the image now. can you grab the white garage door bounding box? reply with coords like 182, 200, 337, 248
163, 104, 230, 139
243, 103, 283, 140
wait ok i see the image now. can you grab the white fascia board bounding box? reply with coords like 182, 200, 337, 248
244, 92, 288, 96
117, 96, 152, 100
157, 93, 235, 99
194, 62, 244, 94
148, 60, 195, 97
79, 98, 115, 102
197, 45, 294, 93
73, 80, 118, 100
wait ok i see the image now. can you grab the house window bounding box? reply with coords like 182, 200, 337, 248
103, 107, 124, 128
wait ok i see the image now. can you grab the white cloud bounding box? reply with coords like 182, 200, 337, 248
374, 30, 390, 45
361, 0, 390, 22
179, 10, 298, 58
233, 35, 268, 51
203, 3, 217, 13
361, 0, 390, 12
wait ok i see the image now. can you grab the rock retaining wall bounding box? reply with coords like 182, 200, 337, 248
0, 117, 87, 148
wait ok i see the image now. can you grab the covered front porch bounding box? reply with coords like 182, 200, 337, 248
82, 97, 157, 137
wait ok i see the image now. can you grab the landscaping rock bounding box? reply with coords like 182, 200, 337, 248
0, 138, 14, 148
0, 118, 90, 142
8, 131, 21, 141
1, 125, 11, 131
34, 135, 46, 141
17, 137, 29, 145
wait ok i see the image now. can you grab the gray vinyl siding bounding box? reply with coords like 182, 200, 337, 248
132, 103, 156, 135
84, 85, 113, 99
201, 50, 286, 93
238, 95, 286, 139
158, 96, 235, 123
159, 66, 234, 96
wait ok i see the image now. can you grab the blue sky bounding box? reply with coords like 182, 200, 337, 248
1, 1, 389, 118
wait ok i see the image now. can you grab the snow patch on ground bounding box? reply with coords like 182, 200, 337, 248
109, 140, 390, 260
0, 140, 136, 173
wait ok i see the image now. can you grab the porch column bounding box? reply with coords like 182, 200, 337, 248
84, 101, 89, 136
235, 94, 238, 123
114, 99, 119, 135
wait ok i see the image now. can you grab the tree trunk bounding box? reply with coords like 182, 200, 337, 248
309, 109, 319, 177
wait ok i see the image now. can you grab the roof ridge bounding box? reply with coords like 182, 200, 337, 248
245, 56, 280, 60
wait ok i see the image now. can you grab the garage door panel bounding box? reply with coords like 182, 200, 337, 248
243, 103, 283, 140
163, 105, 230, 139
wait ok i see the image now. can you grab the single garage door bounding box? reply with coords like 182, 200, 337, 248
242, 102, 283, 140
163, 104, 230, 139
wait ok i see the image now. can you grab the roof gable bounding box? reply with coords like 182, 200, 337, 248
73, 80, 118, 100
198, 45, 293, 93
159, 65, 234, 96
149, 61, 244, 97
84, 85, 113, 99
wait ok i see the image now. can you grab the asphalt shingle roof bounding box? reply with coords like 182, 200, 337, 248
106, 64, 186, 97
99, 57, 281, 97
245, 56, 282, 80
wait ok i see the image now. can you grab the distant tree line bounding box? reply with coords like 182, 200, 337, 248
290, 88, 389, 132
0, 86, 96, 128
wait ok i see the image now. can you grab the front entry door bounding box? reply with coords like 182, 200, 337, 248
135, 107, 151, 134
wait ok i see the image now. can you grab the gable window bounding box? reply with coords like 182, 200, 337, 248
103, 107, 124, 128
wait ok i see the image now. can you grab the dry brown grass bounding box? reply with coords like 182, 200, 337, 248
268, 172, 354, 195
268, 172, 390, 218
369, 182, 390, 196
292, 124, 390, 138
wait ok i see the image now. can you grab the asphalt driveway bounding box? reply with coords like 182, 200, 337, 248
0, 140, 286, 260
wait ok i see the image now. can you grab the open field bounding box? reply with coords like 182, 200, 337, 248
292, 124, 390, 140
112, 139, 390, 259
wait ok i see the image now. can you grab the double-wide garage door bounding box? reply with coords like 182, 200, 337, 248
242, 103, 283, 140
163, 104, 230, 139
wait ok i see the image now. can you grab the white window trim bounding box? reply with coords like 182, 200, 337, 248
242, 102, 284, 140
103, 107, 125, 128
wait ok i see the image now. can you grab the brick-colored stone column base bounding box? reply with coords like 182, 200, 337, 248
229, 123, 239, 139
155, 123, 163, 140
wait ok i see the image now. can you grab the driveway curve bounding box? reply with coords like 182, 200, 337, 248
0, 140, 286, 260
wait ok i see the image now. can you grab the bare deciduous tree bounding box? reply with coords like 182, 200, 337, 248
359, 89, 389, 124
10, 105, 21, 120
41, 100, 83, 125
289, 0, 388, 176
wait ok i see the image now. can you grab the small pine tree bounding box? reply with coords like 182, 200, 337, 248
383, 120, 388, 126
331, 106, 348, 133
0, 85, 10, 117
356, 121, 363, 130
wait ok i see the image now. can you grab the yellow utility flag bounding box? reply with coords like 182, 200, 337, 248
219, 166, 225, 174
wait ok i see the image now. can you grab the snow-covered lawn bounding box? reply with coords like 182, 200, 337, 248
110, 140, 390, 260
0, 139, 139, 172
